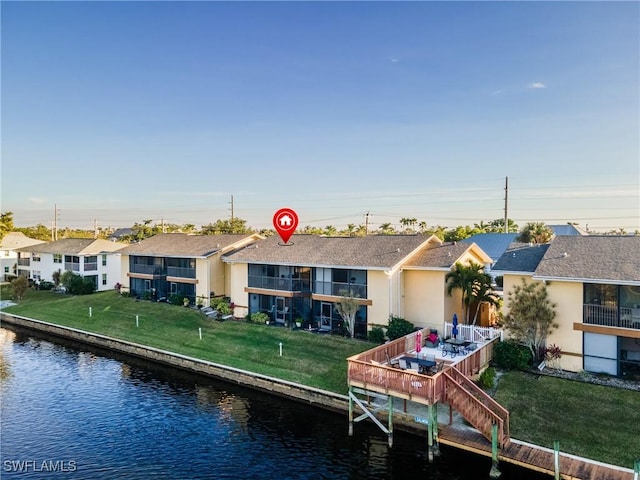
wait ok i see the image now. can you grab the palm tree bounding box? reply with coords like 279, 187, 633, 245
445, 261, 488, 323
379, 223, 395, 235
470, 276, 501, 325
517, 222, 553, 244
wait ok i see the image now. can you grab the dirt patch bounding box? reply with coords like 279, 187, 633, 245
534, 367, 640, 392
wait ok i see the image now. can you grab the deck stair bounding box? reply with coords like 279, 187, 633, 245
442, 366, 510, 448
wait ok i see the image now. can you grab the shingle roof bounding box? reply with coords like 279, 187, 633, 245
404, 242, 490, 269
492, 243, 551, 274
15, 238, 127, 255
118, 233, 258, 258
0, 232, 46, 250
223, 234, 433, 270
534, 236, 640, 284
460, 233, 518, 263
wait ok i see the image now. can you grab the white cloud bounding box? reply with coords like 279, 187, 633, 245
527, 82, 546, 89
28, 197, 48, 204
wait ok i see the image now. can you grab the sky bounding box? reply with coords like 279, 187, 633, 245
2, 1, 639, 233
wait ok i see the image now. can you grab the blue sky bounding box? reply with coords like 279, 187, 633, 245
2, 1, 639, 233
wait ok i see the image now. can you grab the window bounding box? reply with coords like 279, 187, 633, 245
102, 274, 107, 286
32, 271, 41, 281
32, 253, 41, 262
102, 254, 107, 266
53, 254, 62, 264
4, 267, 8, 273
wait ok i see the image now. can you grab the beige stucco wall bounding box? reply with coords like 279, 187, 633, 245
367, 270, 392, 327
402, 270, 446, 332
545, 281, 584, 372
228, 263, 249, 317
502, 274, 584, 372
119, 255, 130, 290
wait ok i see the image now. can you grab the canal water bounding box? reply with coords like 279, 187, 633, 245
0, 326, 548, 479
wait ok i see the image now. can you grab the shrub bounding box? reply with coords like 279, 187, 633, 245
168, 294, 183, 305
38, 281, 55, 291
60, 271, 95, 295
250, 312, 270, 324
368, 327, 386, 344
478, 367, 496, 389
385, 316, 414, 341
493, 340, 532, 370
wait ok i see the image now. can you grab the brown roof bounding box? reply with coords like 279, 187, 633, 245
118, 233, 260, 258
15, 238, 127, 255
223, 234, 437, 270
534, 236, 640, 284
403, 242, 491, 269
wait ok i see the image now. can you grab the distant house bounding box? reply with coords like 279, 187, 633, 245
222, 234, 492, 335
0, 232, 46, 282
14, 238, 127, 291
117, 233, 262, 306
493, 235, 640, 377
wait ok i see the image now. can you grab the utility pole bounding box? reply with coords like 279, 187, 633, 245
94, 219, 98, 239
503, 176, 509, 233
229, 194, 234, 221
365, 212, 370, 235
53, 204, 60, 241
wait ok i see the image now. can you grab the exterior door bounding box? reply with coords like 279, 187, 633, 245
275, 297, 286, 324
320, 302, 332, 331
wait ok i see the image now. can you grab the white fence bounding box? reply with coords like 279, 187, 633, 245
443, 322, 503, 343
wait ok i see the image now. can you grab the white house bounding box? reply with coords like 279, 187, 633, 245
14, 238, 127, 291
0, 232, 46, 282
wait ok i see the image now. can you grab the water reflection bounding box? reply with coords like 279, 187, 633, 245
0, 326, 547, 479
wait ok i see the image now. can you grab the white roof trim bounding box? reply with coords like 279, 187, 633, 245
533, 275, 640, 286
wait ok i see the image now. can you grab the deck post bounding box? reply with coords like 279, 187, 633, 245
387, 395, 393, 447
633, 459, 638, 480
430, 403, 440, 458
348, 386, 353, 436
427, 404, 434, 463
554, 440, 560, 480
489, 423, 501, 479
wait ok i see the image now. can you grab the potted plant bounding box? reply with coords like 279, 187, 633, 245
295, 317, 304, 328
183, 297, 190, 307
196, 297, 204, 309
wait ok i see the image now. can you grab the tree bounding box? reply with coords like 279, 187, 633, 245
11, 276, 28, 301
0, 211, 15, 241
378, 223, 395, 235
470, 279, 501, 325
445, 261, 491, 323
52, 269, 62, 288
201, 218, 252, 235
486, 218, 519, 233
503, 279, 558, 365
517, 222, 554, 244
334, 289, 360, 338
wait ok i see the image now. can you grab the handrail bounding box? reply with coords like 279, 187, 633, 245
443, 366, 510, 445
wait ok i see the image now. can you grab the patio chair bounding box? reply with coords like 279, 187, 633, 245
428, 361, 445, 375
398, 358, 409, 369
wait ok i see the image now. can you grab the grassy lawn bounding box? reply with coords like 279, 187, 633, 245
494, 370, 639, 468
0, 287, 374, 394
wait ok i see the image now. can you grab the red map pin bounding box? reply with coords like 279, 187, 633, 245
273, 208, 298, 244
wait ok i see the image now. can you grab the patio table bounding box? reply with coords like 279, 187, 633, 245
399, 356, 436, 374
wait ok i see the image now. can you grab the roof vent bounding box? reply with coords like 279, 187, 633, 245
396, 248, 400, 253
562, 252, 568, 257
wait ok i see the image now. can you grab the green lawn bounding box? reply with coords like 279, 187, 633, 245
494, 370, 639, 468
0, 288, 374, 393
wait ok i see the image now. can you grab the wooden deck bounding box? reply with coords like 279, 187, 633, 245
437, 424, 634, 480
348, 328, 636, 480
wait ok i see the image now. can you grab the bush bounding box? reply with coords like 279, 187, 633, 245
250, 312, 270, 324
168, 294, 183, 305
493, 340, 532, 370
368, 327, 386, 344
60, 271, 95, 295
478, 367, 496, 389
38, 281, 55, 291
385, 316, 414, 341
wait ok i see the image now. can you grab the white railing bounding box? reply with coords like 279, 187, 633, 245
443, 322, 503, 342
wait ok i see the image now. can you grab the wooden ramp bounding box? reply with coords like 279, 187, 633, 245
437, 423, 635, 480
